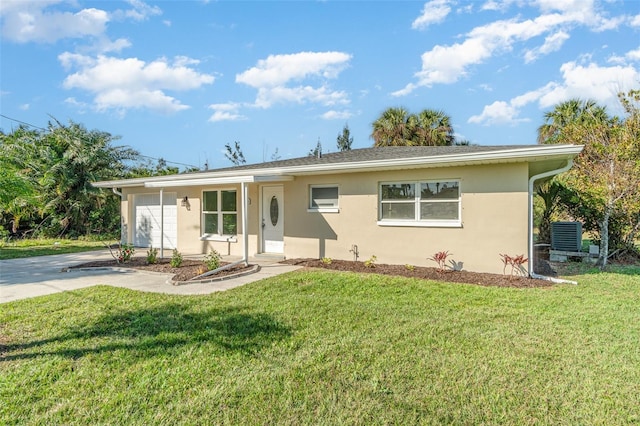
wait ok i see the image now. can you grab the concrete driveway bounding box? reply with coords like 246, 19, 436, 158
0, 250, 300, 304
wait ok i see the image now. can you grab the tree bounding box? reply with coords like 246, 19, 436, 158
371, 107, 454, 147
411, 109, 454, 146
539, 91, 640, 267
336, 123, 353, 151
537, 99, 608, 144
371, 107, 412, 147
309, 139, 322, 157
224, 141, 246, 166
0, 119, 138, 237
0, 126, 41, 234
271, 148, 281, 161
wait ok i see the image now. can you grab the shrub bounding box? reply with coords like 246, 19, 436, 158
499, 254, 528, 278
170, 249, 183, 268
204, 249, 221, 271
405, 264, 415, 271
105, 242, 135, 264
364, 255, 377, 268
321, 257, 333, 265
428, 251, 451, 272
146, 246, 159, 264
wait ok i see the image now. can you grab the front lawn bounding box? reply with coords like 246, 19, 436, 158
2, 268, 639, 424
0, 238, 107, 260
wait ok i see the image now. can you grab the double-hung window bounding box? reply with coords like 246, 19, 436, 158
202, 189, 237, 237
308, 185, 339, 212
379, 180, 461, 227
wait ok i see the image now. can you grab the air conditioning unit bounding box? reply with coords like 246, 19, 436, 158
551, 222, 582, 252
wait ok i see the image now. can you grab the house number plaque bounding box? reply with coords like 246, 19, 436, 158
270, 196, 279, 226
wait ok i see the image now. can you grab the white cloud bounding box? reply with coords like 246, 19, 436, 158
208, 103, 247, 122
626, 47, 640, 62
468, 101, 532, 125
254, 85, 349, 109
236, 51, 351, 88
1, 0, 161, 53
115, 0, 162, 22
396, 0, 628, 96
60, 54, 215, 114
19, 103, 29, 111
538, 61, 640, 108
631, 14, 640, 27
524, 30, 570, 63
469, 60, 639, 125
0, 1, 109, 43
236, 51, 352, 108
411, 0, 452, 30
321, 110, 353, 120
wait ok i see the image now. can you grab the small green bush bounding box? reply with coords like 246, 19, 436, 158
204, 249, 221, 271
117, 244, 135, 263
170, 249, 183, 268
321, 257, 333, 265
146, 246, 159, 264
364, 255, 377, 268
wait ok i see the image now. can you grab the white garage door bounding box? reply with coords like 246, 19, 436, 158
133, 193, 177, 249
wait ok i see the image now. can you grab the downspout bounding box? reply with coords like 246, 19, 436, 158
159, 188, 164, 260
112, 188, 124, 244
528, 160, 577, 284
241, 181, 249, 267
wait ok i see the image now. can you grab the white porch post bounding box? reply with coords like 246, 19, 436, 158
242, 182, 249, 266
159, 188, 164, 259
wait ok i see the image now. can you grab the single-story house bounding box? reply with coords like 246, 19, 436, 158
93, 144, 583, 276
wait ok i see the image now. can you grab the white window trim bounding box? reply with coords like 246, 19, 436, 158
308, 184, 340, 213
377, 179, 462, 228
201, 188, 239, 239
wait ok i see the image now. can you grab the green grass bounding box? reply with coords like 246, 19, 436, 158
0, 238, 107, 260
2, 268, 640, 424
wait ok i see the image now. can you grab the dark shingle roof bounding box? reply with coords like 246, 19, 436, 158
193, 145, 535, 175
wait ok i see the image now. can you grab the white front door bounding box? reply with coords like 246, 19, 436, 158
261, 186, 284, 253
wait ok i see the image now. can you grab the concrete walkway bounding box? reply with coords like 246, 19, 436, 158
0, 250, 301, 304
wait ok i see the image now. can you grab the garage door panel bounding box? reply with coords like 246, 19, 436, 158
133, 193, 177, 249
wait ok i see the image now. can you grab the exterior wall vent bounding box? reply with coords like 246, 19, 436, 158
551, 222, 582, 252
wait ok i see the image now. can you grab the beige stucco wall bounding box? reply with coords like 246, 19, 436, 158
121, 184, 259, 257
120, 162, 529, 274
282, 163, 529, 274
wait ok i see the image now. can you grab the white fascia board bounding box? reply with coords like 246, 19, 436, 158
92, 178, 149, 188
144, 174, 294, 188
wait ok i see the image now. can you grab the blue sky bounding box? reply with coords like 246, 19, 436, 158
1, 0, 639, 170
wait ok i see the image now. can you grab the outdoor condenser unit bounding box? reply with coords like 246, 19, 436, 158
551, 221, 582, 252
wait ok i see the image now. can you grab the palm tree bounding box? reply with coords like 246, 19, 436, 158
371, 107, 412, 147
412, 109, 454, 146
371, 107, 455, 147
537, 99, 608, 144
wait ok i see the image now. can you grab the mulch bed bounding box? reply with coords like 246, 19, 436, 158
71, 257, 557, 288
282, 258, 556, 288
69, 258, 253, 282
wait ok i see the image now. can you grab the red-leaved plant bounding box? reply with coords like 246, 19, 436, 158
499, 254, 528, 278
428, 251, 451, 272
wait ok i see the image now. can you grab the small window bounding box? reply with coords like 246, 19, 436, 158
379, 180, 461, 227
309, 185, 339, 212
202, 189, 237, 237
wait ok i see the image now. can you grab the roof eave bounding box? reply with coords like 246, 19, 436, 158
92, 145, 583, 188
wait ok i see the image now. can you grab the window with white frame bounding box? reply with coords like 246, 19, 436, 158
202, 189, 237, 236
309, 185, 339, 212
379, 180, 460, 226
